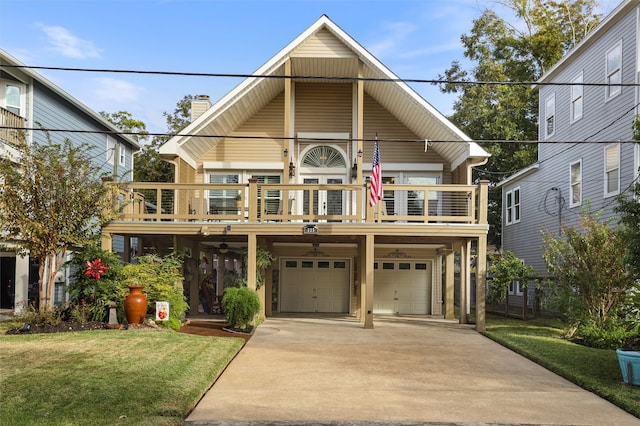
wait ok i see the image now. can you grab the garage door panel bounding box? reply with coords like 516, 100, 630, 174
374, 261, 431, 315
280, 258, 350, 313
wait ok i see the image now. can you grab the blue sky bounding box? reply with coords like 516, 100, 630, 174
1, 0, 618, 134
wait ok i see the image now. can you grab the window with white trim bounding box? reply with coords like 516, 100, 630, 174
208, 173, 239, 214
606, 42, 622, 99
571, 72, 583, 122
0, 80, 26, 117
604, 144, 620, 196
106, 137, 116, 165
508, 280, 523, 296
505, 187, 520, 225
545, 94, 555, 138
119, 144, 126, 167
570, 160, 582, 207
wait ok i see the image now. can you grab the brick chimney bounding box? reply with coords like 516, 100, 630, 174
191, 95, 211, 122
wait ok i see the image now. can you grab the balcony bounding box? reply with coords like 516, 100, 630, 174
0, 107, 25, 149
109, 180, 488, 226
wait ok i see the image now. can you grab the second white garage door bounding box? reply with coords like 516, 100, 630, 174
373, 260, 431, 315
280, 258, 350, 313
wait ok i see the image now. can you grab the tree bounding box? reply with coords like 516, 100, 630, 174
615, 116, 640, 279
0, 136, 120, 310
542, 207, 636, 346
439, 0, 601, 246
488, 250, 534, 317
99, 110, 149, 145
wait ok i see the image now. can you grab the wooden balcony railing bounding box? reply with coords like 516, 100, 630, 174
109, 180, 488, 225
0, 107, 25, 148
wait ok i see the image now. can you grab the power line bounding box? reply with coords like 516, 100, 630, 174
2, 63, 639, 88
2, 126, 639, 145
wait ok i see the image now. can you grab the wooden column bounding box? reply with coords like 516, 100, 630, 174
363, 234, 375, 329
444, 248, 455, 319
475, 180, 490, 331
459, 242, 467, 324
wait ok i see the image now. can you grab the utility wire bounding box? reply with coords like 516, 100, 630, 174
2, 125, 639, 145
2, 63, 639, 88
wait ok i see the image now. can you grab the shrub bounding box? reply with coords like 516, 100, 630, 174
120, 253, 188, 330
542, 207, 637, 345
221, 287, 260, 331
66, 245, 127, 322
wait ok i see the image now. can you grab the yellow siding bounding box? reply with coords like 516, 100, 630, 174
176, 158, 196, 214
292, 28, 356, 58
294, 83, 352, 134
362, 94, 449, 180
200, 93, 285, 163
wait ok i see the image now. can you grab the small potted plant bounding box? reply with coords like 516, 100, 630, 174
235, 192, 242, 207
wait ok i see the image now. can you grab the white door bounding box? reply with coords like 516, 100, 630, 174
280, 258, 350, 313
373, 261, 431, 315
302, 176, 345, 218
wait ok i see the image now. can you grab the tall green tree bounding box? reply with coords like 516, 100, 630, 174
99, 110, 148, 145
0, 136, 120, 309
439, 0, 601, 246
615, 117, 640, 278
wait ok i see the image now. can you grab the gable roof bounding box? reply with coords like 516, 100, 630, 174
0, 48, 140, 150
537, 0, 638, 84
160, 15, 488, 170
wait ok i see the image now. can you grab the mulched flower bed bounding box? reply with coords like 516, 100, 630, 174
5, 319, 253, 342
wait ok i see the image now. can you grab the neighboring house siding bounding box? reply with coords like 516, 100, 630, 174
501, 175, 548, 274
504, 4, 639, 276
32, 81, 134, 180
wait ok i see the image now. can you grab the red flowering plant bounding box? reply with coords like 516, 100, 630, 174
85, 258, 108, 280
67, 245, 125, 323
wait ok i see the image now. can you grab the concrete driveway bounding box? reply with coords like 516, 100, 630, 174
186, 315, 639, 425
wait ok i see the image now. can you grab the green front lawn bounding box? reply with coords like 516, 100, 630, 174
0, 329, 244, 425
484, 316, 640, 418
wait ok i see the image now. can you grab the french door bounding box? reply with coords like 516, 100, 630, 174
302, 176, 344, 218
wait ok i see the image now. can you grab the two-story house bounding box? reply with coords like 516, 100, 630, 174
0, 48, 139, 310
499, 0, 639, 306
101, 15, 491, 330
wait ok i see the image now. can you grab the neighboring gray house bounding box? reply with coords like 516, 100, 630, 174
500, 0, 640, 300
0, 48, 139, 310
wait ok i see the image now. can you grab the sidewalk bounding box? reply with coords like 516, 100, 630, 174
186, 316, 639, 425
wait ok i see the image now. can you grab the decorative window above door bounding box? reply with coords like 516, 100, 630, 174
302, 146, 346, 168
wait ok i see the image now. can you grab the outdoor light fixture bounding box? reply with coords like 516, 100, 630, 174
284, 148, 288, 157
357, 149, 363, 157
289, 159, 296, 178
218, 242, 229, 254
351, 159, 358, 179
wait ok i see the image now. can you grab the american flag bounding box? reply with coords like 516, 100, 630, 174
369, 139, 382, 207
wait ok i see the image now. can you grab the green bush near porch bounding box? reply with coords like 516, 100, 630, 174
221, 287, 260, 330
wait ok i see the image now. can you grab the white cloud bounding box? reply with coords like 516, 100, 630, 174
92, 77, 142, 104
37, 24, 101, 59
368, 21, 416, 58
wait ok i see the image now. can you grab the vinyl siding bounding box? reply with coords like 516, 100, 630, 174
362, 94, 449, 178
294, 83, 352, 133
504, 5, 639, 274
32, 81, 135, 181
291, 28, 356, 58
200, 93, 285, 164
198, 82, 451, 183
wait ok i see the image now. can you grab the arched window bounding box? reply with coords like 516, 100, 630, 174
302, 146, 346, 168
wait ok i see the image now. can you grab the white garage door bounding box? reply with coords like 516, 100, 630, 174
373, 261, 431, 315
280, 259, 350, 313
